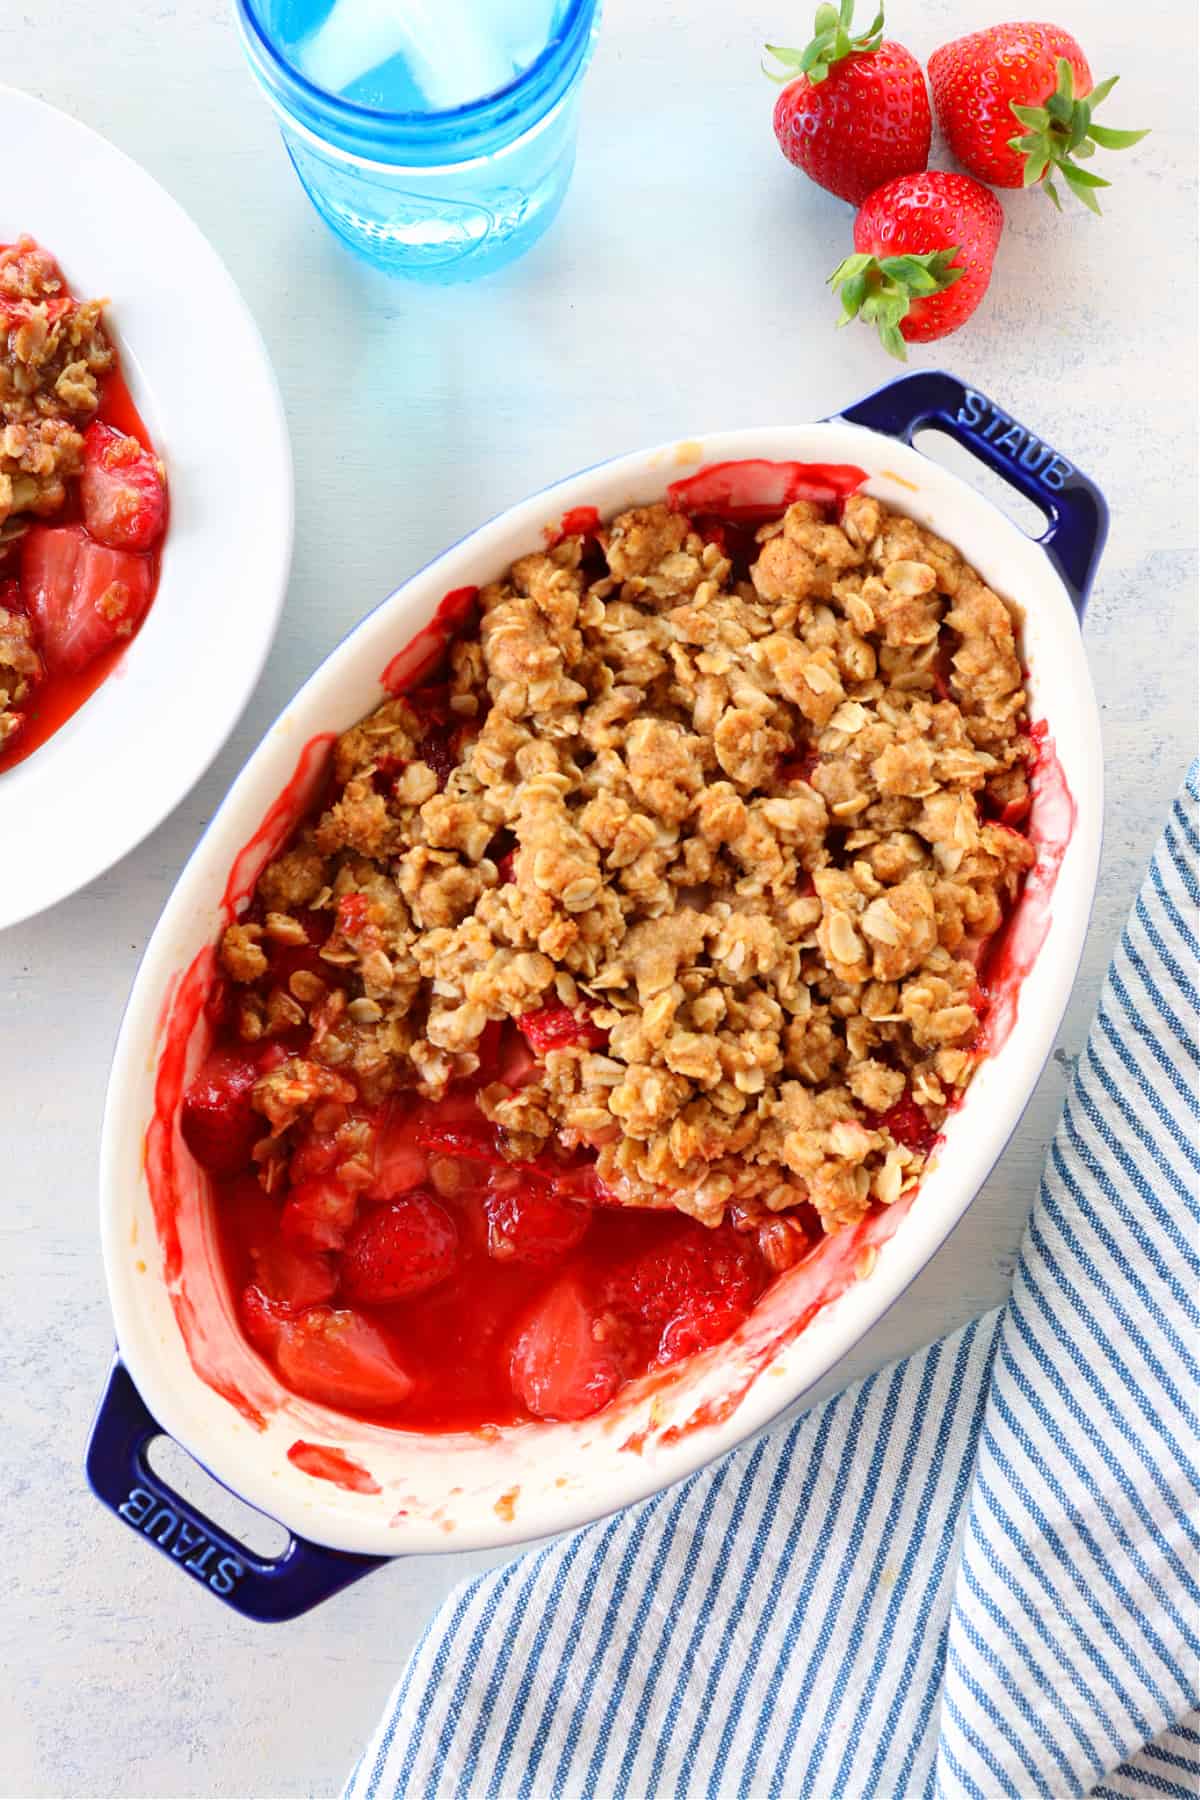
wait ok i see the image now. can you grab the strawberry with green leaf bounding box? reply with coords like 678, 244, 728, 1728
829, 169, 1004, 358
928, 22, 1148, 213
765, 0, 931, 206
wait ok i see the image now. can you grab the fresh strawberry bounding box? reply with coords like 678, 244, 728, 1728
22, 523, 155, 675
484, 1174, 591, 1267
269, 1306, 415, 1410
829, 170, 1003, 358
928, 24, 1148, 211
518, 1004, 608, 1058
765, 0, 931, 206
79, 421, 167, 551
509, 1279, 627, 1421
339, 1192, 458, 1303
181, 1045, 271, 1175
280, 1175, 359, 1252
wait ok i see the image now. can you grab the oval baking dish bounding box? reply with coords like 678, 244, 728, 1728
87, 371, 1105, 1620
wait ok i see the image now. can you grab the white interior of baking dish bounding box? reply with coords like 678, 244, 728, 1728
100, 423, 1103, 1557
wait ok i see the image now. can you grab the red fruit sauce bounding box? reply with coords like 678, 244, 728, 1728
286, 1441, 381, 1495
0, 247, 167, 773
153, 462, 1072, 1440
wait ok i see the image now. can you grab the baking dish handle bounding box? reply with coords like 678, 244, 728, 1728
836, 370, 1108, 621
86, 1358, 387, 1622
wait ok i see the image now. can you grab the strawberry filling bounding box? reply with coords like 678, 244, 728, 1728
517, 1004, 609, 1056
0, 241, 167, 773
193, 1027, 776, 1429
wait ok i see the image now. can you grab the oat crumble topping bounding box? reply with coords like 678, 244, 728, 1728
226, 493, 1036, 1244
0, 237, 116, 748
0, 236, 113, 533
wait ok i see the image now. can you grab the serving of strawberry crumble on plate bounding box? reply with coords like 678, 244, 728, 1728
0, 235, 167, 768
181, 481, 1042, 1429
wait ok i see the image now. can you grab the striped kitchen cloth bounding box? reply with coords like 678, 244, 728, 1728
347, 766, 1200, 1800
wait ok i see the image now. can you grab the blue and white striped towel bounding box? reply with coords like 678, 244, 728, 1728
347, 767, 1200, 1800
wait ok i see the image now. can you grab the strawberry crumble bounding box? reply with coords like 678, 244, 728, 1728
0, 237, 167, 766
184, 482, 1038, 1428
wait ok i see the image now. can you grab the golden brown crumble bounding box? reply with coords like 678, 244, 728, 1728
231, 493, 1036, 1238
0, 236, 115, 746
0, 605, 42, 746
0, 237, 113, 532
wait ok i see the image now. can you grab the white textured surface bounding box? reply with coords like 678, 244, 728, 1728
0, 0, 1194, 1794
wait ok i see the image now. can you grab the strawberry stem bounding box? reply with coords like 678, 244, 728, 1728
828, 249, 964, 361
763, 0, 884, 85
1006, 58, 1148, 214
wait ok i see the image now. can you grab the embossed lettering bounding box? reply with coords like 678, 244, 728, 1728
210, 1555, 245, 1596
955, 391, 1073, 491
958, 390, 986, 429
170, 1520, 207, 1561
145, 1504, 179, 1547
186, 1543, 217, 1579
118, 1486, 156, 1527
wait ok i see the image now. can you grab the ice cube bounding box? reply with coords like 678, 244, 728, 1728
299, 0, 517, 110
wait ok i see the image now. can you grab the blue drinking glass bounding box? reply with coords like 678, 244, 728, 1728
234, 0, 601, 282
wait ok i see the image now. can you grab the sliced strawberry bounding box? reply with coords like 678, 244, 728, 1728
79, 421, 167, 551
484, 1174, 591, 1267
340, 1192, 458, 1303
336, 892, 371, 939
658, 1299, 749, 1364
240, 1283, 293, 1355
272, 1307, 415, 1410
280, 1175, 359, 1252
414, 1121, 506, 1165
23, 523, 154, 675
510, 1279, 626, 1422
603, 1221, 758, 1333
518, 1004, 608, 1058
372, 1099, 433, 1198
251, 1239, 338, 1310
393, 1087, 506, 1170
181, 1045, 267, 1176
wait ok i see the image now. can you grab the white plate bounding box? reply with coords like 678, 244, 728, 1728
0, 86, 292, 930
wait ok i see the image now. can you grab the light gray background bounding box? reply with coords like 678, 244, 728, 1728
1, 1, 1195, 1794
